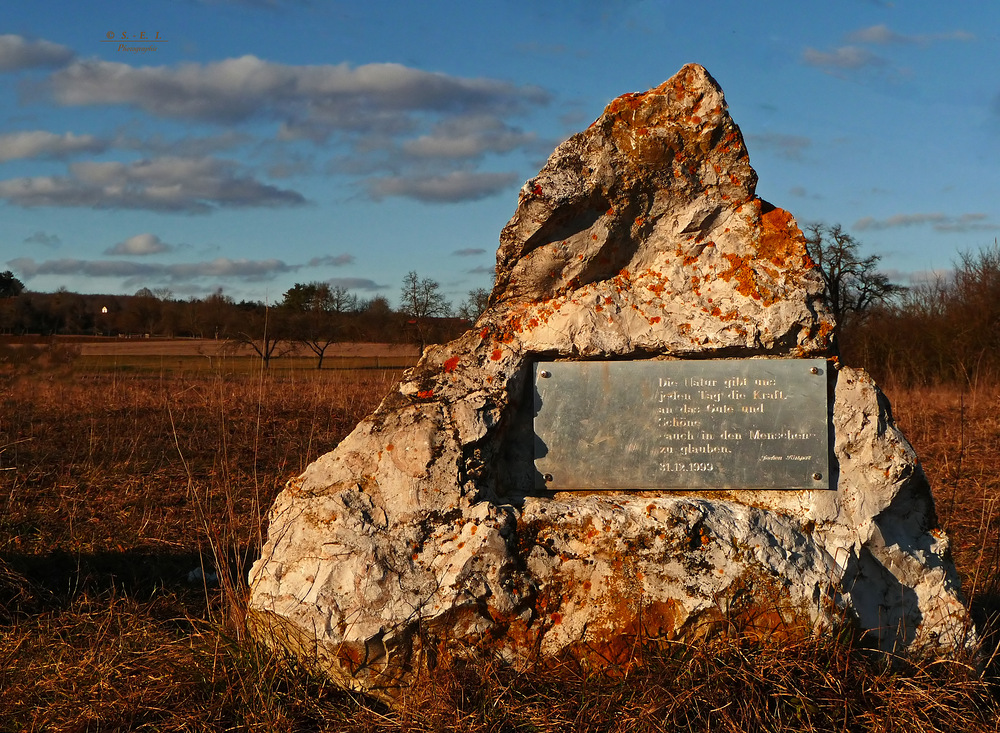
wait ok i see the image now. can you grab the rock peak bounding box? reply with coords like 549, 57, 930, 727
490, 62, 815, 356
646, 62, 725, 104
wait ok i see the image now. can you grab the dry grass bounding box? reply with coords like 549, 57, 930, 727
882, 381, 1000, 682
1, 349, 999, 731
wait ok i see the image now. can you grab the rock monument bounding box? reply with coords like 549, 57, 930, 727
248, 64, 972, 700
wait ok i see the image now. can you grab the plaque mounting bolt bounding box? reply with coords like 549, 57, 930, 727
543, 473, 554, 482
812, 472, 823, 481
539, 370, 552, 378
810, 367, 820, 375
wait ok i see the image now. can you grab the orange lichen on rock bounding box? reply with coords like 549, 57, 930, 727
665, 70, 693, 101
605, 90, 649, 117
682, 252, 700, 267
815, 318, 836, 346
755, 205, 809, 269
718, 252, 777, 306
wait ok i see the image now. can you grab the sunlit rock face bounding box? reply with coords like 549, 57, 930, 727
248, 64, 972, 702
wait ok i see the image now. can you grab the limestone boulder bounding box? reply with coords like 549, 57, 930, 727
247, 64, 972, 701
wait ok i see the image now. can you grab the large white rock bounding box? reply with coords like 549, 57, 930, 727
248, 64, 972, 701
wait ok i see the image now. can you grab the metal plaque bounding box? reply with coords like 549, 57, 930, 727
533, 359, 830, 491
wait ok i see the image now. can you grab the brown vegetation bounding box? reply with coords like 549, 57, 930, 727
0, 344, 999, 731
0, 277, 471, 354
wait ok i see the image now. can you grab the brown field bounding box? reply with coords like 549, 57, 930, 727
70, 337, 419, 358
0, 345, 999, 731
53, 337, 422, 374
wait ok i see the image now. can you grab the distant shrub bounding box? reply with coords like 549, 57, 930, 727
842, 241, 1000, 388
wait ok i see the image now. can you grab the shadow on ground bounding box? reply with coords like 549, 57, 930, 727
0, 545, 258, 618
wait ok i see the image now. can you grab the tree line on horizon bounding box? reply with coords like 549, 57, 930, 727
0, 270, 491, 366
3, 227, 1000, 384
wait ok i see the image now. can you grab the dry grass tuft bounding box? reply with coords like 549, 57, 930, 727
1, 354, 999, 730
382, 632, 996, 733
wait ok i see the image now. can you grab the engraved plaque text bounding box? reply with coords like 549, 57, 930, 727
533, 359, 830, 490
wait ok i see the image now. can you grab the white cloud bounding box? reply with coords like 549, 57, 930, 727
167, 258, 295, 280
745, 133, 811, 161
805, 25, 974, 79
326, 277, 387, 291
0, 131, 106, 162
402, 115, 538, 159
46, 56, 550, 129
34, 56, 549, 206
882, 268, 954, 286
367, 170, 519, 203
787, 186, 822, 200
23, 231, 61, 247
307, 254, 354, 267
846, 25, 975, 45
265, 154, 314, 179
6, 251, 372, 292
854, 212, 996, 233
115, 130, 252, 157
8, 256, 298, 283
105, 233, 173, 256
0, 35, 73, 72
0, 156, 307, 212
802, 46, 887, 70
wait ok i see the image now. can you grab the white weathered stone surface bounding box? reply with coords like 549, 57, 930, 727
248, 64, 972, 701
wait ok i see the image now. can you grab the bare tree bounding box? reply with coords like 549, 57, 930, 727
228, 303, 288, 369
399, 272, 453, 346
281, 282, 355, 314
280, 282, 360, 368
326, 284, 358, 314
803, 223, 904, 333
399, 271, 452, 319
457, 287, 491, 321
190, 288, 234, 340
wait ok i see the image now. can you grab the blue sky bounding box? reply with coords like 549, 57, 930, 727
1, 0, 996, 308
